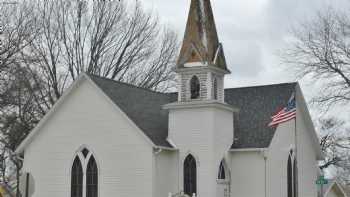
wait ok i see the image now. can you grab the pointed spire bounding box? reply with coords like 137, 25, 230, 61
178, 0, 228, 71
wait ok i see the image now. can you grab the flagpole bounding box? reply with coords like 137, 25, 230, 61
294, 92, 298, 157
294, 93, 298, 197
294, 108, 297, 158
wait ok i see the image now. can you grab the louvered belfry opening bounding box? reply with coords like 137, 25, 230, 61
213, 77, 218, 100
190, 76, 201, 99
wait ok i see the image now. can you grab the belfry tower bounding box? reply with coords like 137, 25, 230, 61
176, 0, 230, 103
164, 1, 235, 197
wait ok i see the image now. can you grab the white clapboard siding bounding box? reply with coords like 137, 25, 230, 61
23, 78, 154, 197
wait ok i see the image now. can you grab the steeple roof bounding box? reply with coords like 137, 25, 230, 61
177, 0, 228, 71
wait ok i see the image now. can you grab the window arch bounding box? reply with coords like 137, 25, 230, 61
71, 147, 98, 197
190, 76, 200, 99
82, 148, 89, 158
184, 154, 197, 196
213, 78, 218, 100
71, 156, 83, 197
218, 160, 226, 180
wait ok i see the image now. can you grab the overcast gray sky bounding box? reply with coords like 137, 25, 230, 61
142, 0, 348, 86
140, 0, 350, 178
141, 0, 350, 119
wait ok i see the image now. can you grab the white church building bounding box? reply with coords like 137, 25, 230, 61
16, 0, 323, 197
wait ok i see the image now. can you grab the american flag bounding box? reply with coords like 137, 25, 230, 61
268, 94, 296, 127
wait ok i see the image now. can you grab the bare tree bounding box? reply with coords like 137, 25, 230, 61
0, 65, 45, 196
26, 0, 178, 106
0, 1, 43, 196
282, 9, 350, 110
281, 7, 350, 184
318, 118, 350, 184
0, 0, 179, 195
0, 1, 39, 73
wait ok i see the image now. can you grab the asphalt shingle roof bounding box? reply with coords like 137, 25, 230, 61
225, 83, 297, 148
88, 75, 177, 147
88, 74, 296, 149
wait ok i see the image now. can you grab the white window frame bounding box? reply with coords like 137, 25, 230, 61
71, 147, 99, 197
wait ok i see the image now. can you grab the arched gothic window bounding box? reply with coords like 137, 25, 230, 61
71, 156, 83, 197
213, 78, 218, 100
71, 148, 98, 197
184, 154, 197, 196
287, 150, 298, 197
287, 153, 293, 197
190, 76, 200, 99
218, 160, 226, 180
293, 158, 298, 197
87, 156, 98, 197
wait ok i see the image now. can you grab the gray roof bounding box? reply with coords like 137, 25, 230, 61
88, 75, 177, 147
88, 74, 296, 149
226, 83, 297, 148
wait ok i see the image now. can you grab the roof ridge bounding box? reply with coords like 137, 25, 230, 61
224, 82, 297, 91
86, 73, 169, 96
160, 82, 298, 95
88, 74, 297, 95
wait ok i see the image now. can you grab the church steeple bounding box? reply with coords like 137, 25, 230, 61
178, 0, 228, 71
175, 0, 229, 102
164, 3, 235, 196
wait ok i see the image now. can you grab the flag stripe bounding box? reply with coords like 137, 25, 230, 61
271, 110, 296, 122
268, 115, 296, 126
268, 94, 296, 127
272, 107, 296, 119
269, 111, 296, 126
270, 112, 296, 123
269, 115, 295, 126
272, 108, 287, 118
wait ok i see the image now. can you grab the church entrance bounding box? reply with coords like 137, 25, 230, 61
216, 160, 230, 197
